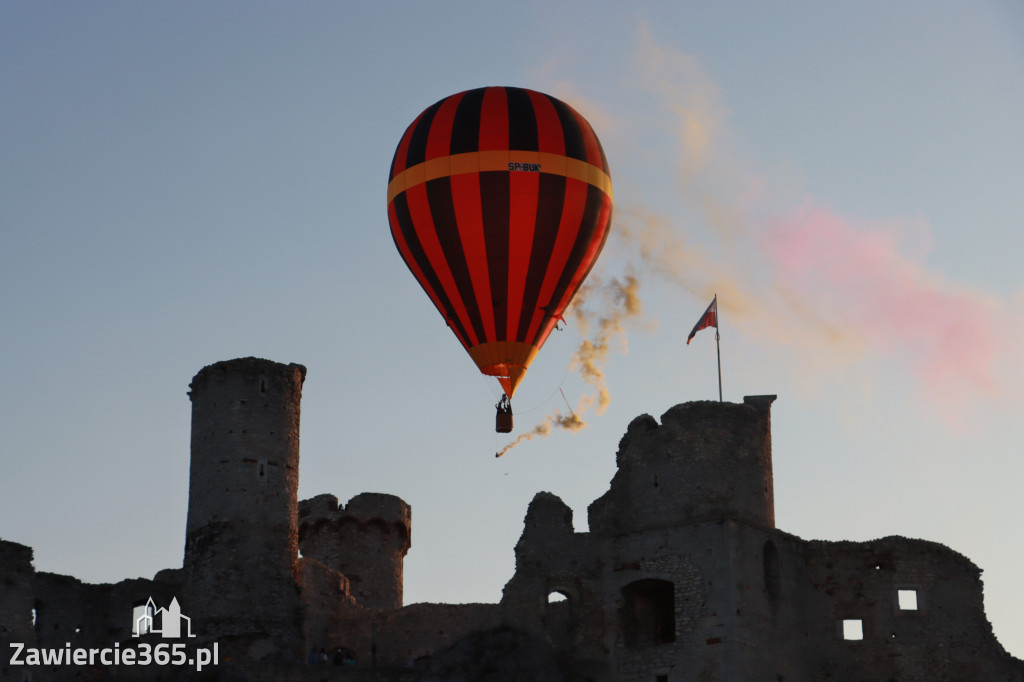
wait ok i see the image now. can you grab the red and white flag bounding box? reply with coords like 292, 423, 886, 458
686, 296, 718, 344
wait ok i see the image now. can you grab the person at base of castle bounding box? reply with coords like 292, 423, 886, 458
320, 648, 328, 663
333, 648, 344, 666
307, 647, 319, 665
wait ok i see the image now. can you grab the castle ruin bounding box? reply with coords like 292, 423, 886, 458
2, 356, 1021, 681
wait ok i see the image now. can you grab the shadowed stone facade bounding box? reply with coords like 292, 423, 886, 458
1, 358, 1021, 681
183, 358, 307, 661
298, 492, 411, 611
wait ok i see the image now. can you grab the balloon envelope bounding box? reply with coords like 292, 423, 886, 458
387, 86, 613, 397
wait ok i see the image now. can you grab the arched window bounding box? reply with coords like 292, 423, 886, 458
621, 579, 675, 647
547, 590, 568, 603
545, 589, 574, 647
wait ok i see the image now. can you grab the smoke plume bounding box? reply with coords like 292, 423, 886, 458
503, 22, 1019, 454
625, 25, 1014, 414
496, 275, 643, 457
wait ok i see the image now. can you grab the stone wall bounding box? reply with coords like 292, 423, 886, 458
0, 542, 35, 644
499, 397, 1023, 682
0, 557, 181, 682
799, 536, 1024, 680
588, 396, 776, 535
1, 540, 36, 682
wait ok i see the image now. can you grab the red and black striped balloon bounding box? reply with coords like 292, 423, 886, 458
387, 86, 613, 398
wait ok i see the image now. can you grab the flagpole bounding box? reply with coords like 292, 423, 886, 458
715, 294, 722, 402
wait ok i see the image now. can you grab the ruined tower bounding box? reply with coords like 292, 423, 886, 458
588, 395, 776, 533
182, 357, 306, 660
504, 396, 784, 680
298, 492, 412, 610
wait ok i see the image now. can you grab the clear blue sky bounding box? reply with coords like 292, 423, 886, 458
2, 0, 1022, 658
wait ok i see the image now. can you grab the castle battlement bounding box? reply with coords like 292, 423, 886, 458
298, 492, 411, 611
299, 492, 412, 544
589, 395, 777, 536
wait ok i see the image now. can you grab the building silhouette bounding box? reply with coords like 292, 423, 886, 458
1, 357, 1021, 681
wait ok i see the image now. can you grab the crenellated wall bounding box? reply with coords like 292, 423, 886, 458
298, 492, 411, 610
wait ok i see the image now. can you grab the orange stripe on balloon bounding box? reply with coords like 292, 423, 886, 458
387, 152, 611, 204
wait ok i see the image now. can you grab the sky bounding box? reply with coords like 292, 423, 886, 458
1, 0, 1022, 659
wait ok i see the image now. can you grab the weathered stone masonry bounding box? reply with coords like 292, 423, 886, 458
499, 396, 1023, 682
1, 358, 1021, 681
183, 358, 306, 661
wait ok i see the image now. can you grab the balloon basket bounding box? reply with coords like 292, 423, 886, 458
496, 412, 513, 433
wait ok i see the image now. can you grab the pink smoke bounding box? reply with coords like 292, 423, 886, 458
760, 202, 999, 403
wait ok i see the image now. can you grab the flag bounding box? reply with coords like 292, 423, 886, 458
686, 296, 717, 344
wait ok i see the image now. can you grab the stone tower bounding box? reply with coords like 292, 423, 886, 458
298, 492, 412, 610
182, 357, 306, 660
588, 395, 777, 533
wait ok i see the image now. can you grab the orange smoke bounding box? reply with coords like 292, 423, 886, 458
495, 408, 586, 458
496, 275, 643, 457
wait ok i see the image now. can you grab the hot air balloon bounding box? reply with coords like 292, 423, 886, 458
387, 86, 613, 432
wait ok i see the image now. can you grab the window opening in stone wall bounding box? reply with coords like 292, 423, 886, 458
842, 619, 863, 640
897, 589, 918, 611
545, 590, 574, 647
656, 676, 669, 682
621, 579, 676, 647
763, 541, 780, 598
132, 603, 153, 636
260, 378, 267, 393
